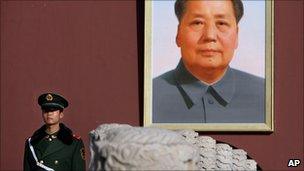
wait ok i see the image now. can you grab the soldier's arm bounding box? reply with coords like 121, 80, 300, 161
72, 138, 86, 171
23, 139, 31, 171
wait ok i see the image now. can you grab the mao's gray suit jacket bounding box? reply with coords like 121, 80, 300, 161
153, 60, 265, 123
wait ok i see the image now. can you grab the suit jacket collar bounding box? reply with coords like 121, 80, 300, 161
174, 59, 235, 108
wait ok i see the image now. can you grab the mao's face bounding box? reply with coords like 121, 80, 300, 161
176, 0, 238, 72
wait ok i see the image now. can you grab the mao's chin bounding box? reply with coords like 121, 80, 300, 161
183, 56, 229, 73
196, 58, 224, 70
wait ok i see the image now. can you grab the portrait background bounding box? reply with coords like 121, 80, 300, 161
152, 1, 265, 78
145, 0, 272, 131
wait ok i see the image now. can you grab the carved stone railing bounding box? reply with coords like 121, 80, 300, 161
89, 124, 257, 171
177, 130, 257, 170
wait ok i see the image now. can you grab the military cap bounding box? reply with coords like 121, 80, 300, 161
38, 93, 69, 110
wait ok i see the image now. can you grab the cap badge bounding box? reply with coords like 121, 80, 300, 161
46, 94, 53, 101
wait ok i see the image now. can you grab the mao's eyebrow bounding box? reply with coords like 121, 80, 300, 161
189, 13, 234, 20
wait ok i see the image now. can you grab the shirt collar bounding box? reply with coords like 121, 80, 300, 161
174, 60, 235, 107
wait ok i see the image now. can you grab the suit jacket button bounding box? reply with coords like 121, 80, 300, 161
40, 160, 44, 164
208, 99, 214, 104
54, 160, 59, 165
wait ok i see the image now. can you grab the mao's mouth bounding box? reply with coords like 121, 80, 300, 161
198, 49, 221, 56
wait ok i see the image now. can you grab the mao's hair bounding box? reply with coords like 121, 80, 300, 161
175, 0, 244, 23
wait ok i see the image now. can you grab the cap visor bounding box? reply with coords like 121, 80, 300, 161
41, 103, 64, 110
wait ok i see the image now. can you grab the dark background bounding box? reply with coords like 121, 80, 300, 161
0, 1, 303, 170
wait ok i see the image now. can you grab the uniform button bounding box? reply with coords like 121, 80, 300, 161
54, 160, 59, 165
48, 138, 52, 141
208, 99, 214, 104
40, 160, 44, 164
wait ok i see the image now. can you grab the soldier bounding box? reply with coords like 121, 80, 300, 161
23, 93, 85, 171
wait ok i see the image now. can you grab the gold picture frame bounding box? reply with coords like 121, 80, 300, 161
144, 0, 274, 132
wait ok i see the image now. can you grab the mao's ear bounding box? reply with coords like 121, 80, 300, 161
235, 26, 239, 49
176, 24, 181, 47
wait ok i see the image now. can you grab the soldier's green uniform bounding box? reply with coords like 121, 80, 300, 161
23, 93, 85, 171
23, 124, 85, 171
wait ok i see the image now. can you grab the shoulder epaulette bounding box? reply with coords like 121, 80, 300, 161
73, 134, 81, 140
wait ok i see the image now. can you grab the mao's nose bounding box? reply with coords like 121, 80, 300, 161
200, 24, 217, 43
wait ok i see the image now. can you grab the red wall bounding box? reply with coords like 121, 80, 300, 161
0, 1, 303, 170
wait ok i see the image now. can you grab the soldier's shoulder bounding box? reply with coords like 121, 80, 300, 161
72, 134, 82, 140
24, 137, 30, 144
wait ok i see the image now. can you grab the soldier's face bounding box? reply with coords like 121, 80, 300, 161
42, 110, 64, 125
176, 0, 238, 72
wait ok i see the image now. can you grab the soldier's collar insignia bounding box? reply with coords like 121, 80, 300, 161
46, 94, 53, 101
